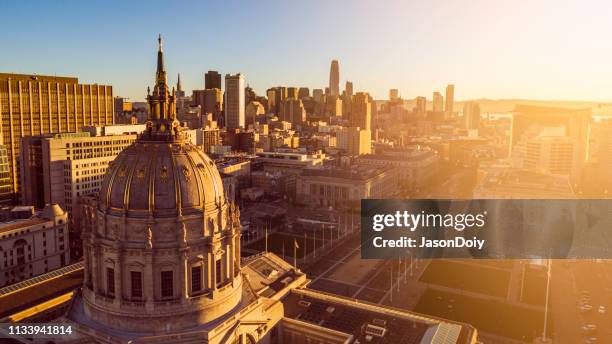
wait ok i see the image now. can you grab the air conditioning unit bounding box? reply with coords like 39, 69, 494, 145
365, 324, 387, 338
298, 300, 311, 307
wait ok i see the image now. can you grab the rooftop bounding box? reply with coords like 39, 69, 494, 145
282, 289, 475, 344
301, 165, 395, 181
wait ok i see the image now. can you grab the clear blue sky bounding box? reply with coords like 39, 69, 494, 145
2, 0, 612, 101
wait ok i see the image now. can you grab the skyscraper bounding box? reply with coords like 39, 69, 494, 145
389, 89, 399, 101
329, 59, 340, 96
224, 73, 245, 130
345, 81, 353, 96
351, 92, 372, 130
445, 84, 455, 114
0, 73, 113, 204
415, 96, 427, 114
432, 92, 444, 112
463, 101, 481, 130
205, 70, 221, 89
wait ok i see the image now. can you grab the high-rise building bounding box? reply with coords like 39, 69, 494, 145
337, 127, 372, 156
298, 87, 309, 99
511, 105, 590, 182
524, 136, 574, 175
224, 73, 245, 130
192, 88, 223, 123
445, 84, 455, 114
325, 96, 343, 117
312, 88, 324, 102
389, 89, 399, 101
463, 101, 481, 130
205, 70, 221, 89
0, 146, 11, 205
351, 92, 371, 130
415, 96, 427, 114
280, 98, 306, 127
432, 92, 444, 112
345, 81, 353, 96
20, 125, 143, 218
329, 59, 340, 96
287, 87, 298, 99
0, 73, 113, 204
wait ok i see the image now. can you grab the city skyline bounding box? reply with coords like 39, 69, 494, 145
3, 0, 612, 102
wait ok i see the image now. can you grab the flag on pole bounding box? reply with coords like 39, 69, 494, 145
265, 225, 268, 253
293, 239, 299, 269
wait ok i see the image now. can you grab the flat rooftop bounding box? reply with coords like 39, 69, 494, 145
0, 263, 83, 319
282, 290, 475, 344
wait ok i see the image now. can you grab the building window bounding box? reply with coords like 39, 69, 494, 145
131, 271, 142, 298
107, 267, 115, 296
161, 270, 173, 298
215, 259, 222, 287
191, 265, 202, 293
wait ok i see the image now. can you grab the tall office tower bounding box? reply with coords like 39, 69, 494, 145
337, 127, 372, 155
205, 70, 222, 89
341, 94, 353, 121
325, 96, 343, 117
266, 88, 276, 113
176, 73, 185, 97
415, 96, 427, 114
245, 85, 256, 105
345, 81, 354, 97
298, 87, 310, 99
351, 92, 371, 130
511, 105, 590, 183
389, 89, 399, 101
312, 89, 324, 102
0, 146, 11, 206
432, 92, 444, 112
524, 136, 574, 175
20, 126, 142, 248
192, 88, 223, 123
0, 73, 113, 204
445, 84, 455, 114
270, 86, 287, 114
280, 98, 306, 127
224, 73, 245, 130
287, 87, 299, 99
463, 101, 481, 130
329, 59, 340, 96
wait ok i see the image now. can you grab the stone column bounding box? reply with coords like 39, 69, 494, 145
83, 245, 90, 288
179, 249, 189, 301
144, 251, 154, 311
90, 245, 99, 293
114, 246, 123, 304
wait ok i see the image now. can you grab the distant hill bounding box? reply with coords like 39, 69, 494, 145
377, 98, 612, 115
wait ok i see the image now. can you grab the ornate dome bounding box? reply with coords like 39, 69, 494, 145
98, 138, 226, 218
79, 36, 243, 333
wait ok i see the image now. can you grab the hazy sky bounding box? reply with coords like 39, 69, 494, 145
2, 0, 612, 101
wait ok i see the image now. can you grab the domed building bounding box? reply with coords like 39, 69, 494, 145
60, 36, 478, 344
77, 35, 243, 333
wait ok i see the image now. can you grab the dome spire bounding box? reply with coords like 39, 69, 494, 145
156, 34, 166, 84
145, 34, 180, 140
